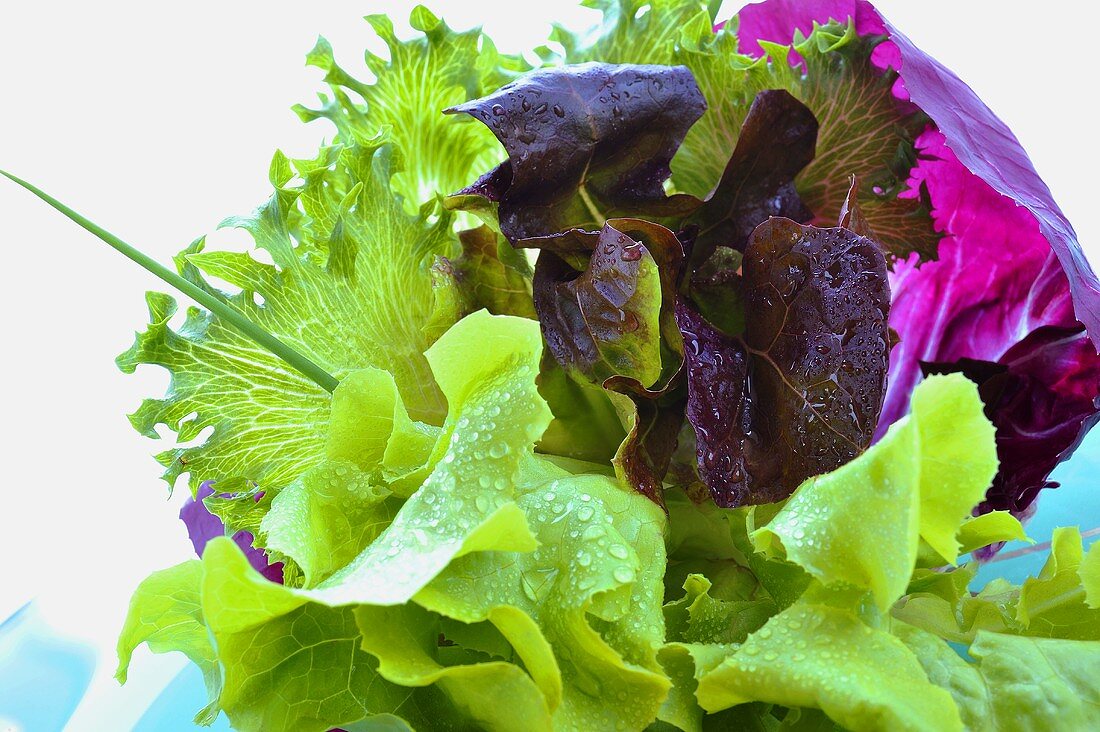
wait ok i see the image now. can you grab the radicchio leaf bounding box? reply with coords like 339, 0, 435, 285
924, 327, 1100, 517
445, 62, 706, 241
181, 482, 283, 584
680, 217, 891, 506
688, 88, 817, 260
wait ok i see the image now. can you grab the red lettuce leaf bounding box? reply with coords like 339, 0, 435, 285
444, 225, 536, 318
676, 300, 756, 506
679, 217, 891, 507
446, 62, 706, 241
532, 221, 670, 386
604, 372, 686, 508
688, 88, 818, 259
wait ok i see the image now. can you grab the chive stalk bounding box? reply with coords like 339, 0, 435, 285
1, 170, 339, 393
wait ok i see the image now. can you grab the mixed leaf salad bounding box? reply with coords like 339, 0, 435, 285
6, 0, 1100, 729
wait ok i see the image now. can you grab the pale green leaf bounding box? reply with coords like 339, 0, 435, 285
1017, 527, 1100, 640
260, 460, 394, 587
355, 603, 553, 731
695, 603, 962, 731
897, 623, 1100, 731
115, 560, 221, 725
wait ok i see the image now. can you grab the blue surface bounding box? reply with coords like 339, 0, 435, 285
135, 664, 231, 732
0, 604, 95, 732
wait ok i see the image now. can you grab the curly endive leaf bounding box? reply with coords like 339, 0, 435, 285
294, 5, 526, 208
117, 142, 457, 494
548, 0, 717, 66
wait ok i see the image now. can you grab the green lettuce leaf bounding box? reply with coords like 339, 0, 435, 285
954, 511, 1030, 559
664, 573, 775, 645
1017, 527, 1100, 640
1084, 539, 1100, 609
294, 6, 524, 209
695, 602, 961, 730
260, 460, 395, 587
322, 366, 439, 486
414, 456, 671, 731
117, 141, 457, 496
354, 603, 553, 730
200, 538, 484, 732
892, 564, 1022, 644
752, 374, 997, 610
115, 561, 221, 725
297, 310, 546, 607
897, 623, 1100, 731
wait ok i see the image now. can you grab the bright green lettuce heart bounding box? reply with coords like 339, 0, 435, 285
752, 374, 997, 611
413, 456, 671, 731
260, 460, 395, 587
323, 366, 440, 495
295, 6, 524, 210
115, 561, 220, 725
954, 512, 1029, 558
117, 141, 458, 498
915, 511, 1029, 569
897, 623, 1100, 731
695, 602, 962, 731
1017, 526, 1100, 640
892, 564, 1021, 644
355, 603, 553, 730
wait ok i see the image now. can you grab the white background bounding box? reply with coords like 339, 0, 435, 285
1, 1, 1097, 728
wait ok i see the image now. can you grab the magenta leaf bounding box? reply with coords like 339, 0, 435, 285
181, 482, 283, 584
